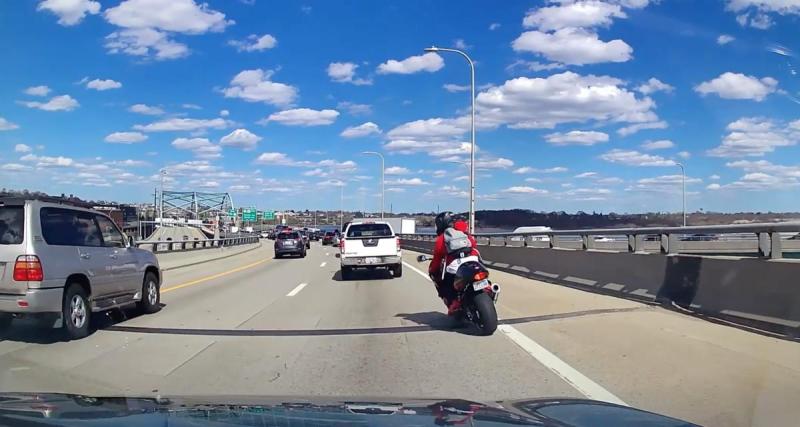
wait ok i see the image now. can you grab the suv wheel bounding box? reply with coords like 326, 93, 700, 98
63, 284, 90, 340
138, 272, 161, 314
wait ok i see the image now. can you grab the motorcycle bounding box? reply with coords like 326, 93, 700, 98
418, 254, 501, 335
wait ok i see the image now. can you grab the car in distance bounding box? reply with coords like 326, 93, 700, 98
274, 231, 306, 258
0, 198, 162, 340
322, 231, 335, 245
297, 230, 311, 249
339, 221, 402, 280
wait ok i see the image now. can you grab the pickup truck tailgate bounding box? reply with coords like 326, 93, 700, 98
343, 236, 397, 257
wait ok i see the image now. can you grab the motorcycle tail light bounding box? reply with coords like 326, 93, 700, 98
473, 271, 488, 281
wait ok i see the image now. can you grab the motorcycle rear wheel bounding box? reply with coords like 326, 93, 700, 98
472, 292, 498, 335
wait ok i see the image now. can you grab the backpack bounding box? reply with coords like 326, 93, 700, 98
443, 227, 471, 256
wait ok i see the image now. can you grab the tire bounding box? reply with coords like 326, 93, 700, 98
137, 272, 161, 314
0, 313, 12, 330
472, 292, 498, 336
300, 250, 306, 258
275, 253, 282, 259
62, 284, 91, 340
392, 263, 403, 278
341, 266, 352, 280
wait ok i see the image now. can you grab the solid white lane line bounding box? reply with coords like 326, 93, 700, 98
497, 324, 628, 406
320, 262, 327, 267
286, 283, 308, 297
403, 261, 430, 281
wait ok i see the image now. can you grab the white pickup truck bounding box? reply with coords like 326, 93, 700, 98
339, 221, 402, 280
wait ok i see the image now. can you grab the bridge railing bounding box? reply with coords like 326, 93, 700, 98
401, 221, 800, 259
134, 236, 260, 253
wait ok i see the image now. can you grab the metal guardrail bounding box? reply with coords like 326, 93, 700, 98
134, 236, 260, 253
401, 222, 800, 259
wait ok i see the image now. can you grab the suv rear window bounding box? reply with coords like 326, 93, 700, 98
0, 206, 24, 244
279, 232, 299, 239
346, 223, 393, 238
40, 207, 103, 247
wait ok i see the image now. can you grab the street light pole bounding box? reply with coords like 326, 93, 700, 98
676, 162, 686, 227
425, 46, 475, 233
340, 183, 344, 231
158, 168, 167, 220
361, 151, 385, 219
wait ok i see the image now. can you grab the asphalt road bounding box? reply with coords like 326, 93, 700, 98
1, 242, 799, 426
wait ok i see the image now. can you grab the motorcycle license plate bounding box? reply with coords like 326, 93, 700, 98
473, 279, 489, 291
365, 257, 380, 264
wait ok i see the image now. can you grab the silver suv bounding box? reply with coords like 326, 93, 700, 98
0, 198, 162, 339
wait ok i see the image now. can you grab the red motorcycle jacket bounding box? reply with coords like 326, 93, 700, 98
428, 220, 478, 277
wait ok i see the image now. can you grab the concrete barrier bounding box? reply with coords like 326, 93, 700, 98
401, 239, 800, 338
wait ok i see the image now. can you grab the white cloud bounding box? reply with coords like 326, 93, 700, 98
433, 170, 447, 178
387, 118, 466, 140
706, 183, 722, 190
545, 130, 609, 146
37, 0, 100, 26
476, 71, 658, 129
453, 39, 470, 50
222, 69, 298, 106
105, 27, 189, 60
104, 0, 231, 33
229, 184, 250, 192
20, 94, 79, 111
443, 83, 470, 93
562, 187, 613, 200
24, 85, 51, 96
182, 103, 202, 110
133, 117, 230, 132
710, 174, 721, 180
717, 34, 735, 45
725, 1, 799, 28
1, 163, 32, 172
512, 27, 632, 65
600, 149, 675, 166
219, 109, 229, 117
641, 139, 675, 150
677, 151, 691, 159
197, 180, 220, 189
128, 103, 164, 115
171, 137, 221, 159
575, 172, 598, 178
254, 152, 293, 165
0, 117, 19, 131
377, 52, 444, 74
387, 178, 430, 186
506, 60, 566, 73
327, 62, 372, 85
707, 117, 797, 157
636, 78, 674, 95
20, 153, 74, 168
340, 122, 381, 138
105, 131, 148, 143
228, 34, 277, 52
385, 166, 410, 175
220, 128, 261, 150
14, 144, 32, 153
337, 101, 372, 116
264, 108, 339, 126
695, 72, 778, 101
502, 186, 548, 194
479, 158, 514, 169
86, 78, 122, 90
629, 174, 702, 193
617, 120, 667, 136
523, 1, 627, 31
489, 22, 501, 30
513, 166, 568, 174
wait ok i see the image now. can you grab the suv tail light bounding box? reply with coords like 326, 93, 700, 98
340, 238, 345, 251
396, 236, 401, 252
13, 255, 44, 281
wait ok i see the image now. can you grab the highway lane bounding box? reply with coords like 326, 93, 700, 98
0, 242, 798, 426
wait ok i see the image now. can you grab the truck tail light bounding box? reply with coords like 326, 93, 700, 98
396, 237, 401, 252
13, 255, 44, 281
340, 239, 345, 251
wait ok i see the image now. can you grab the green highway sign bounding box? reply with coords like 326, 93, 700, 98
228, 209, 236, 218
242, 208, 257, 222
263, 211, 275, 220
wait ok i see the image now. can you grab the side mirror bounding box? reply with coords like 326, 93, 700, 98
417, 254, 431, 262
128, 235, 136, 248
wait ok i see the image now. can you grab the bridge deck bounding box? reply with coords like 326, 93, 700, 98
0, 243, 797, 427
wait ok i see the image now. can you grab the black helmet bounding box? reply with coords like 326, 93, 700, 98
434, 211, 454, 235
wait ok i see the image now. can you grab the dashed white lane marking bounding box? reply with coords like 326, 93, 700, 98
320, 262, 327, 267
402, 258, 627, 406
497, 325, 627, 405
286, 283, 308, 297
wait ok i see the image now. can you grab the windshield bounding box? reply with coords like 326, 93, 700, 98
1, 2, 798, 427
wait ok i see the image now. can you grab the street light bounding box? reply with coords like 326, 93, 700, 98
675, 162, 686, 227
446, 160, 470, 223
425, 45, 476, 233
361, 151, 385, 219
158, 168, 167, 220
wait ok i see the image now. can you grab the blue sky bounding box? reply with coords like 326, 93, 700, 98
1, 0, 799, 213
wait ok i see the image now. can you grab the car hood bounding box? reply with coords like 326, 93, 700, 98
0, 392, 697, 426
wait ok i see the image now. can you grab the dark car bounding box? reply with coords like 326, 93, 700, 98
322, 231, 335, 245
274, 231, 306, 258
310, 231, 321, 241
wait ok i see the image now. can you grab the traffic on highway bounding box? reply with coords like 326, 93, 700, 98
3, 1, 800, 426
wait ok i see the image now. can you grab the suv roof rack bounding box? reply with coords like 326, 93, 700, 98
0, 195, 94, 209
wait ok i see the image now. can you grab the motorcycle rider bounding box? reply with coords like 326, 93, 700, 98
428, 212, 479, 315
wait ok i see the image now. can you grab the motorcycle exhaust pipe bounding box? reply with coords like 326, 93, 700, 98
491, 283, 500, 303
